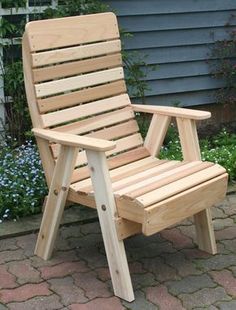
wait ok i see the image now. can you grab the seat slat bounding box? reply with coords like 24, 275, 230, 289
133, 164, 226, 207
35, 67, 124, 98
52, 106, 134, 134
116, 161, 213, 197
26, 13, 119, 52
42, 94, 130, 127
71, 157, 164, 191
71, 147, 150, 183
33, 53, 123, 83
38, 80, 127, 113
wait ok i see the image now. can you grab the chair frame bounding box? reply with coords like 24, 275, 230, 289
22, 13, 228, 302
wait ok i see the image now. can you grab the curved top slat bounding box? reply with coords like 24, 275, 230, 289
25, 13, 119, 52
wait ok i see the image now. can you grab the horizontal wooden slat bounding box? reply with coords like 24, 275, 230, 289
86, 120, 139, 140
26, 13, 119, 51
33, 53, 123, 83
35, 67, 124, 98
71, 147, 150, 183
142, 174, 228, 235
52, 106, 134, 134
71, 156, 160, 191
80, 160, 177, 194
118, 161, 213, 198
38, 80, 127, 113
134, 164, 226, 207
74, 133, 143, 167
32, 40, 121, 67
113, 161, 185, 194
42, 94, 130, 127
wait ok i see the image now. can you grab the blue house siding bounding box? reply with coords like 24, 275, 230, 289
105, 0, 236, 107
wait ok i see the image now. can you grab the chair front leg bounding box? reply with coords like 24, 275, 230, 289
176, 117, 217, 254
86, 150, 134, 302
35, 144, 78, 260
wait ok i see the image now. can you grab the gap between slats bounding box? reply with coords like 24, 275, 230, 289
41, 94, 130, 127
35, 67, 124, 98
33, 53, 123, 83
38, 80, 127, 113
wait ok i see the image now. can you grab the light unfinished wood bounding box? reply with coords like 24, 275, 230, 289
23, 12, 229, 303
38, 80, 127, 113
51, 132, 143, 167
77, 159, 169, 193
32, 39, 121, 67
33, 128, 116, 151
86, 120, 139, 140
22, 34, 43, 128
134, 164, 226, 207
52, 106, 133, 135
33, 53, 123, 83
116, 161, 213, 198
132, 104, 211, 120
71, 156, 160, 191
86, 150, 134, 302
71, 147, 150, 183
42, 94, 130, 128
35, 145, 78, 259
35, 67, 124, 98
25, 13, 119, 51
115, 218, 142, 240
176, 117, 217, 254
142, 174, 228, 236
144, 114, 171, 156
35, 137, 55, 187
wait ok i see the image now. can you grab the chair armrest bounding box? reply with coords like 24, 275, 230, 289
132, 104, 211, 120
32, 128, 116, 152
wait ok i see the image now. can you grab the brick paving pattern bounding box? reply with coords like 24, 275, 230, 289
0, 193, 235, 309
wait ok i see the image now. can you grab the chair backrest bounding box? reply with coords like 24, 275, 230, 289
22, 13, 144, 177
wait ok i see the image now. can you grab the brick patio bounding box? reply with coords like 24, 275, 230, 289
0, 192, 235, 309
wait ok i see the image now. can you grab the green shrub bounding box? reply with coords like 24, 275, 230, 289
160, 127, 236, 181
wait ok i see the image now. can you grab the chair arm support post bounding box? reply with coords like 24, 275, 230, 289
176, 117, 217, 254
176, 117, 201, 161
144, 114, 171, 157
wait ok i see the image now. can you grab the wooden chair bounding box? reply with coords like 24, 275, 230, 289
22, 12, 228, 302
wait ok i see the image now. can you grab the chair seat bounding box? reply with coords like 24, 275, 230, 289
69, 156, 227, 236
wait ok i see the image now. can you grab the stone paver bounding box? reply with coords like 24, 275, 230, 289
210, 270, 236, 297
179, 287, 231, 309
0, 193, 235, 309
146, 285, 184, 310
0, 282, 52, 303
167, 274, 216, 295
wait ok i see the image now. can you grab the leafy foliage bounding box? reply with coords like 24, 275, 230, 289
0, 139, 47, 222
210, 27, 236, 106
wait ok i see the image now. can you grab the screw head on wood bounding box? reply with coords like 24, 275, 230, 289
54, 189, 58, 196
101, 204, 106, 211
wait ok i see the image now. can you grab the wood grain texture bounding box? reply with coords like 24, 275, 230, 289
38, 80, 126, 113
41, 94, 130, 127
33, 53, 123, 83
25, 12, 119, 51
35, 67, 124, 98
143, 174, 228, 236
